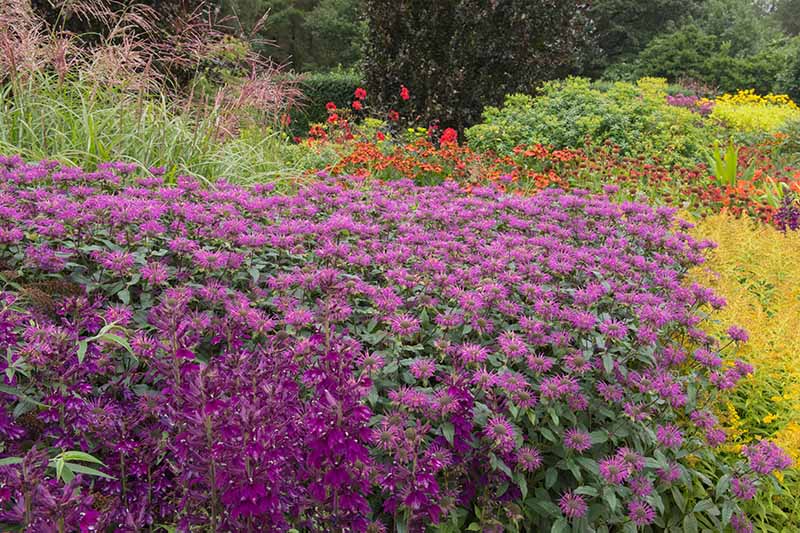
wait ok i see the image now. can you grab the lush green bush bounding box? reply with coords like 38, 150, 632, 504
583, 0, 705, 75
465, 77, 711, 164
635, 24, 800, 96
287, 69, 364, 135
364, 0, 592, 130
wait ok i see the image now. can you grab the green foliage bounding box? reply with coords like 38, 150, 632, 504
0, 74, 330, 187
636, 24, 800, 96
465, 77, 711, 164
287, 68, 363, 134
775, 0, 800, 35
364, 1, 592, 130
221, 0, 364, 71
705, 140, 754, 187
584, 0, 705, 75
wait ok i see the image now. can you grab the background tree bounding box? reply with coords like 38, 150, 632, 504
364, 0, 592, 131
219, 0, 363, 71
583, 0, 706, 75
774, 0, 800, 35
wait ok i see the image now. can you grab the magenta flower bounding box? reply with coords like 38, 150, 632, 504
484, 416, 516, 453
731, 476, 757, 500
409, 358, 436, 380
727, 326, 749, 343
516, 446, 543, 472
599, 456, 631, 485
564, 428, 593, 453
559, 491, 588, 520
656, 424, 683, 449
388, 313, 421, 336
628, 499, 656, 526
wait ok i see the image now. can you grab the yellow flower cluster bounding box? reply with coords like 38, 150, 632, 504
705, 89, 800, 133
690, 214, 800, 464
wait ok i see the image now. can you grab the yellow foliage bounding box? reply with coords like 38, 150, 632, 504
704, 89, 800, 133
689, 213, 800, 466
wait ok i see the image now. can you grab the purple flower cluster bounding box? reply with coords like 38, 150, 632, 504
775, 193, 800, 232
666, 94, 714, 116
0, 156, 788, 530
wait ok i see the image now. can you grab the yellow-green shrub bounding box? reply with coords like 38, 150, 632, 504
690, 213, 800, 528
707, 90, 800, 133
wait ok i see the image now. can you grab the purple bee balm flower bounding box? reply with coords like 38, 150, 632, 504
563, 428, 593, 453
484, 416, 516, 454
409, 358, 436, 380
598, 319, 628, 340
656, 424, 683, 449
731, 512, 754, 533
705, 428, 727, 447
628, 476, 654, 498
559, 491, 588, 520
656, 462, 682, 483
727, 325, 749, 343
731, 476, 757, 500
742, 440, 793, 474
458, 343, 490, 365
628, 500, 656, 526
516, 445, 543, 472
388, 313, 421, 336
615, 447, 645, 472
599, 456, 631, 485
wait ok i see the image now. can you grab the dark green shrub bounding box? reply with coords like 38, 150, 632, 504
636, 24, 800, 96
583, 0, 705, 76
465, 77, 711, 164
363, 1, 592, 131
287, 69, 363, 135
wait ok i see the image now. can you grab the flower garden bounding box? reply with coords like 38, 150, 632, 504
2, 1, 800, 532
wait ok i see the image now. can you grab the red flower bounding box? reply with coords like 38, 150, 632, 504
354, 87, 367, 100
376, 132, 386, 141
327, 114, 339, 124
440, 128, 458, 145
325, 101, 337, 112
352, 100, 363, 111
400, 85, 410, 101
388, 110, 400, 122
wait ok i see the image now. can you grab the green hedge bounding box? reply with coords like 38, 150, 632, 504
287, 69, 363, 136
465, 77, 711, 164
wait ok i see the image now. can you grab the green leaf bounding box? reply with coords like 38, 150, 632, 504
99, 333, 134, 355
442, 422, 455, 446
0, 384, 49, 408
65, 463, 114, 479
545, 467, 558, 489
574, 486, 598, 497
516, 474, 528, 499
550, 517, 569, 533
117, 288, 130, 305
467, 524, 482, 531
683, 513, 698, 533
0, 456, 23, 466
589, 430, 608, 444
58, 463, 75, 483
602, 486, 618, 512
76, 340, 88, 364
602, 353, 613, 374
671, 486, 686, 513
60, 451, 105, 465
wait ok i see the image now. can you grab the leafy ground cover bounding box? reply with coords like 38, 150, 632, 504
0, 156, 791, 531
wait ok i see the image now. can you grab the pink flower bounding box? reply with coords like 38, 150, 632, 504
559, 491, 588, 519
